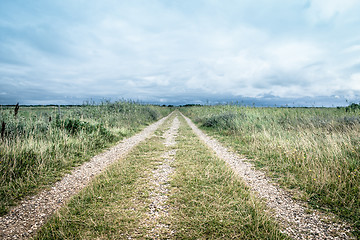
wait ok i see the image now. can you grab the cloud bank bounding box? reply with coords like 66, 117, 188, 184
1, 0, 360, 105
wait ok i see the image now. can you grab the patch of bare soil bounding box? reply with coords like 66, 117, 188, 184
182, 113, 353, 240
0, 114, 171, 240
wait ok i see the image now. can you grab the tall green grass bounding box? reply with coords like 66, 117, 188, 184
0, 101, 171, 216
180, 105, 360, 237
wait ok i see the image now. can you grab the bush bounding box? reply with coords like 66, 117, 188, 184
203, 112, 239, 130
142, 107, 161, 121
1, 120, 27, 139
56, 118, 98, 135
345, 103, 360, 112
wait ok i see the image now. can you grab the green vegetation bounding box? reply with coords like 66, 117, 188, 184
35, 113, 286, 239
345, 103, 360, 112
180, 105, 360, 237
0, 101, 171, 216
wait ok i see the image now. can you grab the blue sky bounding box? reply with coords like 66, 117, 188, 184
1, 0, 360, 106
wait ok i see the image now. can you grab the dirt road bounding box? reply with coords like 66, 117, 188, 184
0, 111, 353, 239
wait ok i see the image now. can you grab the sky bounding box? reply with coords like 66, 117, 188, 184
1, 0, 360, 106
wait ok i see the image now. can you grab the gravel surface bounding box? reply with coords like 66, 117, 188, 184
182, 113, 354, 240
0, 114, 171, 240
144, 116, 179, 239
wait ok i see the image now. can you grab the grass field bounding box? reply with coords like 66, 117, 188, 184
180, 105, 360, 237
0, 101, 171, 216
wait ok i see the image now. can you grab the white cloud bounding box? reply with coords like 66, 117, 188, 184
265, 41, 323, 71
343, 44, 360, 53
348, 73, 360, 90
306, 0, 360, 23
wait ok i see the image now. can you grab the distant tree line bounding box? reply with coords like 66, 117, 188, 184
343, 103, 360, 112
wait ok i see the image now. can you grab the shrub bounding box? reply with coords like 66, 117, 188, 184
203, 112, 239, 130
345, 103, 360, 112
142, 106, 161, 121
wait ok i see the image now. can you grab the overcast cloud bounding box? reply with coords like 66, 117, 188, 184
1, 0, 360, 105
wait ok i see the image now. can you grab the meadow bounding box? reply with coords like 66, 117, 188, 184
0, 101, 171, 216
180, 104, 360, 237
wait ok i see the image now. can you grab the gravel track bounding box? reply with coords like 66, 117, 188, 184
181, 113, 353, 240
0, 113, 171, 240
